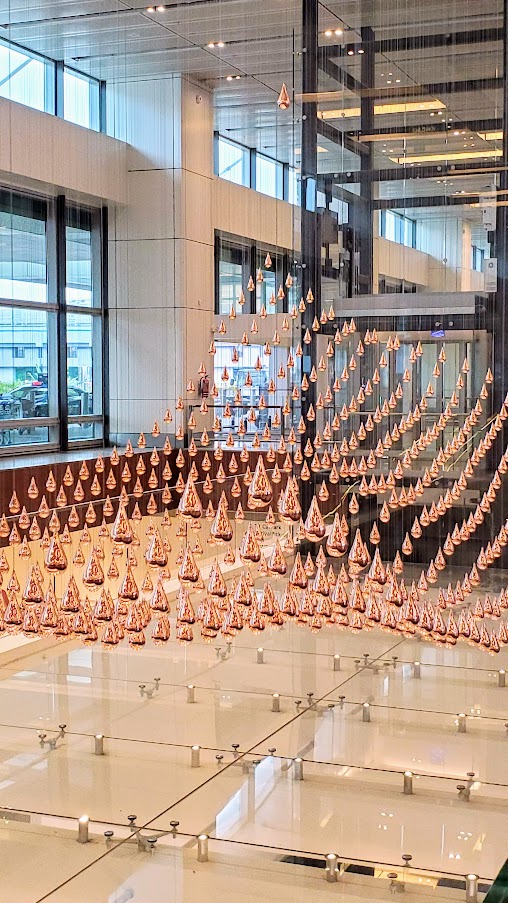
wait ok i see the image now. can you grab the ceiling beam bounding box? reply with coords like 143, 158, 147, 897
318, 160, 505, 184
374, 195, 481, 210
319, 54, 362, 95
315, 74, 503, 99
321, 27, 503, 58
352, 118, 503, 140
317, 117, 367, 156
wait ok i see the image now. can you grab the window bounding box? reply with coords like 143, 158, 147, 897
216, 240, 251, 316
0, 190, 104, 454
64, 68, 100, 131
0, 37, 102, 129
217, 136, 250, 187
0, 194, 47, 303
255, 154, 283, 199
0, 37, 54, 113
65, 205, 103, 442
471, 245, 486, 272
380, 210, 416, 249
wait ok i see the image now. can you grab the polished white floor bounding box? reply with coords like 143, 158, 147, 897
1, 621, 507, 902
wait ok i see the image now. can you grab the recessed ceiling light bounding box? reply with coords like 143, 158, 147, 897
358, 47, 365, 53
156, 5, 164, 10
235, 75, 240, 80
207, 42, 215, 47
217, 41, 225, 48
335, 28, 343, 36
146, 6, 154, 11
226, 75, 233, 81
324, 29, 333, 37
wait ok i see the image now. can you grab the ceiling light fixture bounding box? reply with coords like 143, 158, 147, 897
335, 28, 343, 36
324, 30, 333, 37
389, 149, 503, 165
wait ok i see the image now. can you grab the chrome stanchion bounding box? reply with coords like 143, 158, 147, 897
465, 874, 478, 903
325, 853, 339, 882
191, 745, 200, 768
293, 757, 304, 780
77, 815, 89, 844
197, 834, 209, 862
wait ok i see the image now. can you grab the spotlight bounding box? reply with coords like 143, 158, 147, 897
358, 47, 365, 54
324, 29, 333, 37
334, 28, 343, 36
146, 6, 154, 10
217, 41, 225, 48
347, 44, 355, 55
226, 75, 233, 81
156, 5, 164, 9
207, 42, 215, 47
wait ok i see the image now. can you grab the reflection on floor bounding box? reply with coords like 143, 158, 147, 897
0, 622, 507, 902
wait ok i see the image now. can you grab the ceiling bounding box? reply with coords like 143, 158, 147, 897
0, 0, 504, 216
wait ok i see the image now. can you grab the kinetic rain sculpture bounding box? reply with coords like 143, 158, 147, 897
0, 270, 506, 654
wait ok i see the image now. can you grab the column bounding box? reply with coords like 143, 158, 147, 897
108, 75, 214, 442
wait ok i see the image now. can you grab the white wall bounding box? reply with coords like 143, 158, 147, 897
213, 178, 299, 251
0, 96, 127, 203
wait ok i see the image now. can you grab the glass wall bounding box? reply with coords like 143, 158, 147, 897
0, 190, 104, 453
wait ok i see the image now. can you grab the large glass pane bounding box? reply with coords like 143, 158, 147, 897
217, 240, 250, 315
66, 208, 93, 307
0, 37, 53, 112
64, 68, 100, 131
217, 136, 250, 186
287, 167, 300, 205
0, 306, 57, 447
0, 195, 47, 303
67, 311, 102, 441
255, 154, 283, 198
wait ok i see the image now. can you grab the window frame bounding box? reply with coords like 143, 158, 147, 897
0, 35, 105, 133
0, 188, 105, 456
